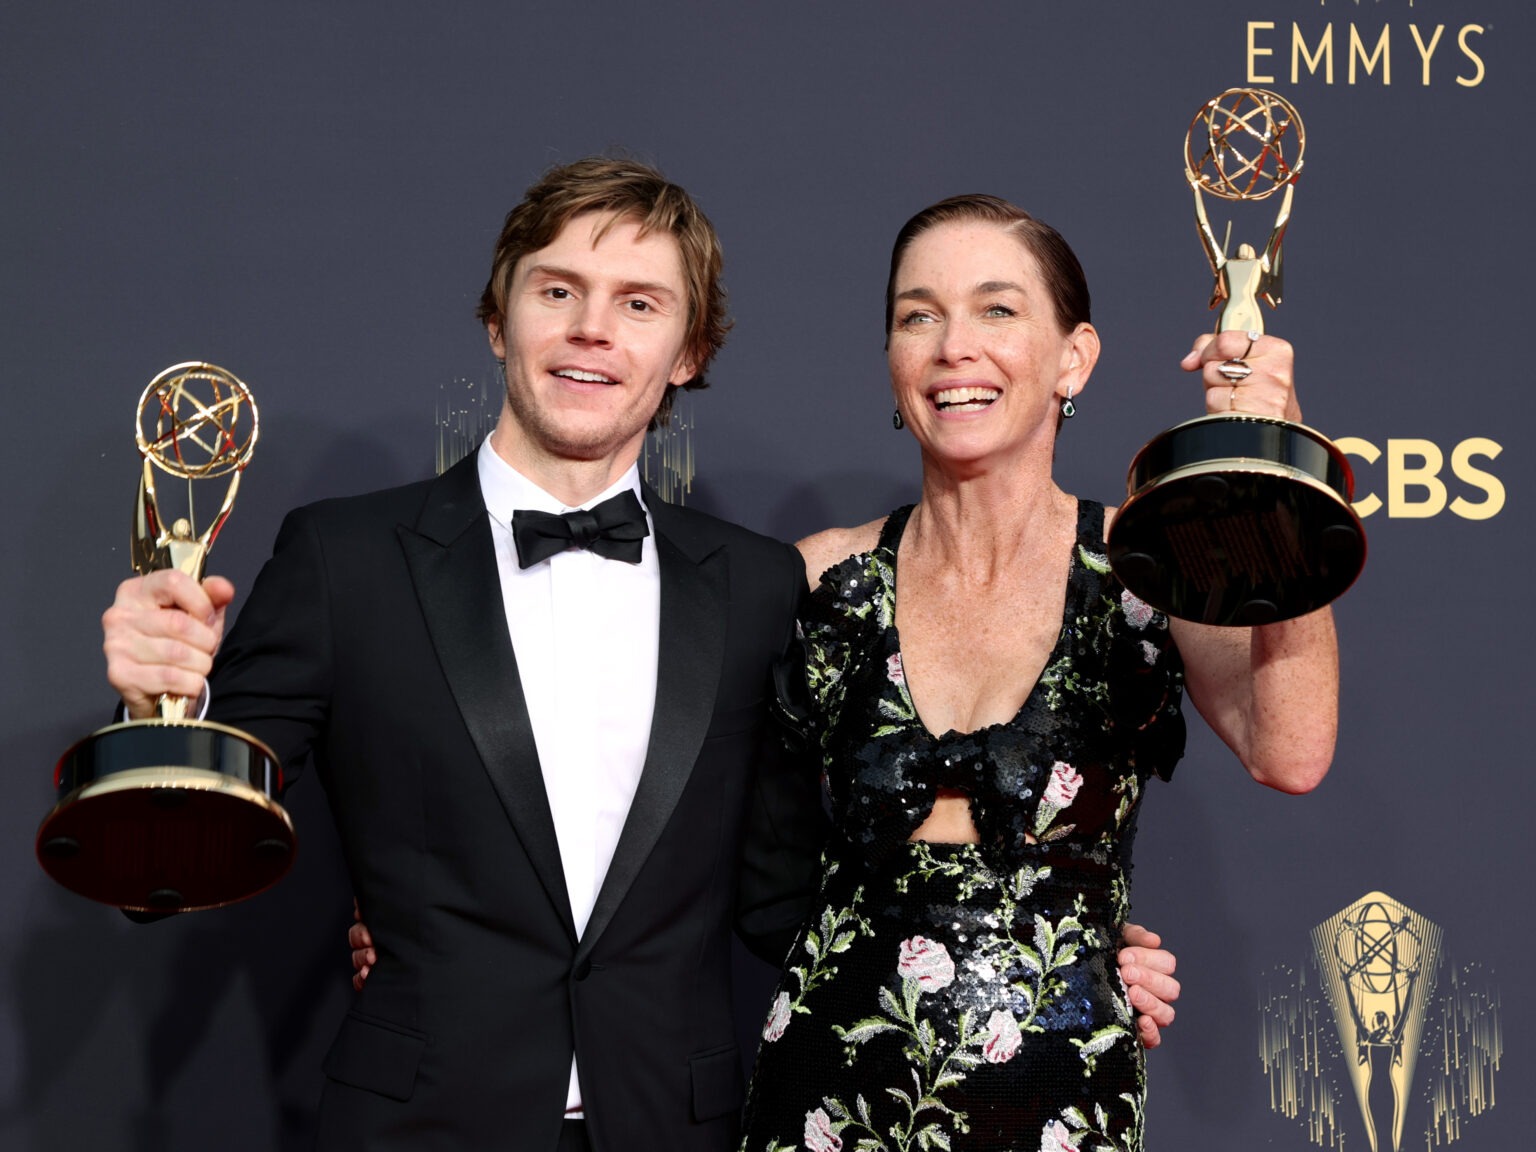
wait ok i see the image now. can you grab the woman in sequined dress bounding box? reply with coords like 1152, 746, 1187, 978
735, 196, 1338, 1152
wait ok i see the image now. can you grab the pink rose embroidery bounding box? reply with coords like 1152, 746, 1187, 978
983, 1009, 1022, 1063
897, 936, 955, 992
887, 652, 906, 686
763, 991, 791, 1042
1044, 762, 1083, 808
1040, 1120, 1081, 1152
804, 1107, 842, 1152
1121, 589, 1155, 631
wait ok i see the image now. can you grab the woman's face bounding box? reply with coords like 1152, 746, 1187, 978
887, 220, 1096, 471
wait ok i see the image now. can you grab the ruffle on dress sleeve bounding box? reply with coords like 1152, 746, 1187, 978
1106, 585, 1186, 783
769, 627, 816, 754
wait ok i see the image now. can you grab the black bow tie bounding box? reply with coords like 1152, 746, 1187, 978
511, 489, 649, 569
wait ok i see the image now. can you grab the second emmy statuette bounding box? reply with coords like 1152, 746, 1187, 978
1107, 89, 1366, 626
37, 363, 295, 912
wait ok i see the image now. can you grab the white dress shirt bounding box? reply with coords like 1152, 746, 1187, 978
476, 439, 660, 1115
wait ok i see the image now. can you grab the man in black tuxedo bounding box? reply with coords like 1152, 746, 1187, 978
103, 159, 1178, 1151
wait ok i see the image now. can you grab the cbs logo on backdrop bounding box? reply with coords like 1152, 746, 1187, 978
1337, 436, 1503, 520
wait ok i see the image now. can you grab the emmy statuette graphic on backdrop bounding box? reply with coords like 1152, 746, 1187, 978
37, 363, 294, 912
1108, 88, 1366, 626
1259, 892, 1501, 1150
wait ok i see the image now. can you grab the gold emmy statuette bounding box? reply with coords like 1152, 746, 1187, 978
37, 363, 294, 912
1107, 89, 1366, 626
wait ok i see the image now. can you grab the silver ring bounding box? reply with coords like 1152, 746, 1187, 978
1216, 358, 1253, 383
1229, 385, 1238, 410
1243, 329, 1260, 359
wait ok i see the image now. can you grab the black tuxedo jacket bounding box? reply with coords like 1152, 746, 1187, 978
208, 454, 825, 1151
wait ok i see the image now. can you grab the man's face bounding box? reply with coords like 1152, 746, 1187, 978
488, 211, 696, 472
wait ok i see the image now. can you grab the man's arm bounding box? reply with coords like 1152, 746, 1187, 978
347, 912, 1182, 1050
199, 507, 334, 768
104, 505, 335, 781
734, 559, 831, 967
734, 730, 830, 967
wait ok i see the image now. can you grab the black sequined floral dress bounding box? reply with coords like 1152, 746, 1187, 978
739, 502, 1185, 1152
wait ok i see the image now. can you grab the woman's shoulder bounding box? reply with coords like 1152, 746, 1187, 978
1099, 501, 1120, 542
794, 519, 886, 587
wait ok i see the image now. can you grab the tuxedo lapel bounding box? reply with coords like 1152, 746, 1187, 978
397, 454, 577, 942
577, 495, 727, 955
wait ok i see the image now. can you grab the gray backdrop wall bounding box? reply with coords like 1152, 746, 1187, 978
2, 1, 1527, 1148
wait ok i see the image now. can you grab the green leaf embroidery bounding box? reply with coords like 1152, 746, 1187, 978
1077, 544, 1113, 574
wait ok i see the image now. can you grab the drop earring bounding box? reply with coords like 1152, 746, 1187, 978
892, 408, 905, 430
1060, 384, 1076, 419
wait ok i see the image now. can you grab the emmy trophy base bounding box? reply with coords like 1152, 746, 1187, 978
1109, 415, 1366, 626
38, 720, 293, 912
